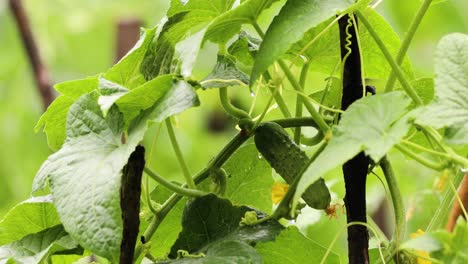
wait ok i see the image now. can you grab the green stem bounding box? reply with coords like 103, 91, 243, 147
402, 139, 468, 167
251, 21, 329, 133
395, 144, 445, 171
134, 131, 251, 260
355, 11, 423, 106
426, 170, 465, 231
385, 0, 433, 92
262, 71, 292, 118
294, 62, 310, 143
165, 119, 196, 189
219, 87, 250, 119
144, 167, 207, 197
277, 60, 330, 133
270, 117, 319, 129
379, 157, 405, 262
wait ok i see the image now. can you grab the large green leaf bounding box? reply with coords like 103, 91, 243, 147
0, 196, 60, 246
0, 225, 79, 264
104, 27, 156, 89
159, 240, 262, 264
201, 55, 250, 89
169, 194, 283, 258
35, 77, 98, 151
205, 0, 282, 43
255, 226, 340, 264
416, 33, 468, 145
251, 0, 360, 83
294, 92, 412, 206
32, 80, 198, 260
223, 144, 273, 213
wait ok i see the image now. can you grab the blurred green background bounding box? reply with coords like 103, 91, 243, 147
0, 0, 467, 259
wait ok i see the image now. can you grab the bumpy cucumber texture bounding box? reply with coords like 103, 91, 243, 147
254, 122, 331, 209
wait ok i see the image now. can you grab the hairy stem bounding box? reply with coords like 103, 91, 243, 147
395, 144, 445, 171
165, 119, 196, 189
385, 0, 433, 92
355, 11, 423, 106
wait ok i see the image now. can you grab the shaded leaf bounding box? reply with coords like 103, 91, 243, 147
223, 144, 273, 213
227, 31, 261, 66
294, 92, 412, 205
251, 0, 360, 83
201, 55, 250, 89
0, 225, 79, 264
97, 77, 129, 116
159, 240, 262, 264
416, 33, 468, 145
0, 196, 60, 246
169, 194, 283, 258
255, 226, 340, 264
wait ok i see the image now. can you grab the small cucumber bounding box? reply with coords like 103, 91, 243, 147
254, 122, 331, 209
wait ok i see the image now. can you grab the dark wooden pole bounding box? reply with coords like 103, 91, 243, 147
338, 14, 370, 264
8, 0, 54, 109
115, 18, 143, 61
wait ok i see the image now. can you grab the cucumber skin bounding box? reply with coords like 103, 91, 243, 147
254, 122, 330, 209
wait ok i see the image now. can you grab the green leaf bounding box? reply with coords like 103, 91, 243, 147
0, 225, 79, 264
223, 144, 273, 213
169, 194, 283, 258
104, 28, 156, 89
201, 55, 250, 89
143, 1, 236, 80
251, 0, 358, 83
148, 184, 186, 259
97, 77, 129, 116
400, 234, 442, 252
396, 78, 434, 105
32, 93, 143, 261
32, 81, 198, 260
115, 75, 176, 127
294, 92, 412, 205
416, 33, 468, 145
255, 226, 340, 264
286, 8, 414, 80
35, 77, 98, 151
159, 240, 262, 264
205, 0, 282, 44
0, 196, 60, 246
227, 31, 261, 66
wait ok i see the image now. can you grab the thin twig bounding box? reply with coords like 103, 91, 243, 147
8, 0, 54, 109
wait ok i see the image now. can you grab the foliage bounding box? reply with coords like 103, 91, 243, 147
1, 0, 467, 263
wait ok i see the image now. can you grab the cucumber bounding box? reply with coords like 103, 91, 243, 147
254, 122, 331, 209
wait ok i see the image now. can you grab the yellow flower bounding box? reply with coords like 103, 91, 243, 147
271, 182, 289, 204
410, 229, 432, 264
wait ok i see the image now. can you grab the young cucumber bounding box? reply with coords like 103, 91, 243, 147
254, 122, 331, 209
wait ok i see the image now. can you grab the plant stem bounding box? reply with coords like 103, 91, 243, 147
395, 144, 445, 171
278, 60, 330, 133
262, 71, 292, 118
219, 87, 250, 119
134, 131, 251, 260
385, 0, 433, 92
251, 22, 329, 133
355, 11, 423, 106
294, 62, 310, 143
144, 167, 207, 197
401, 139, 468, 167
165, 119, 196, 189
379, 156, 405, 262
427, 170, 465, 231
270, 117, 319, 129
